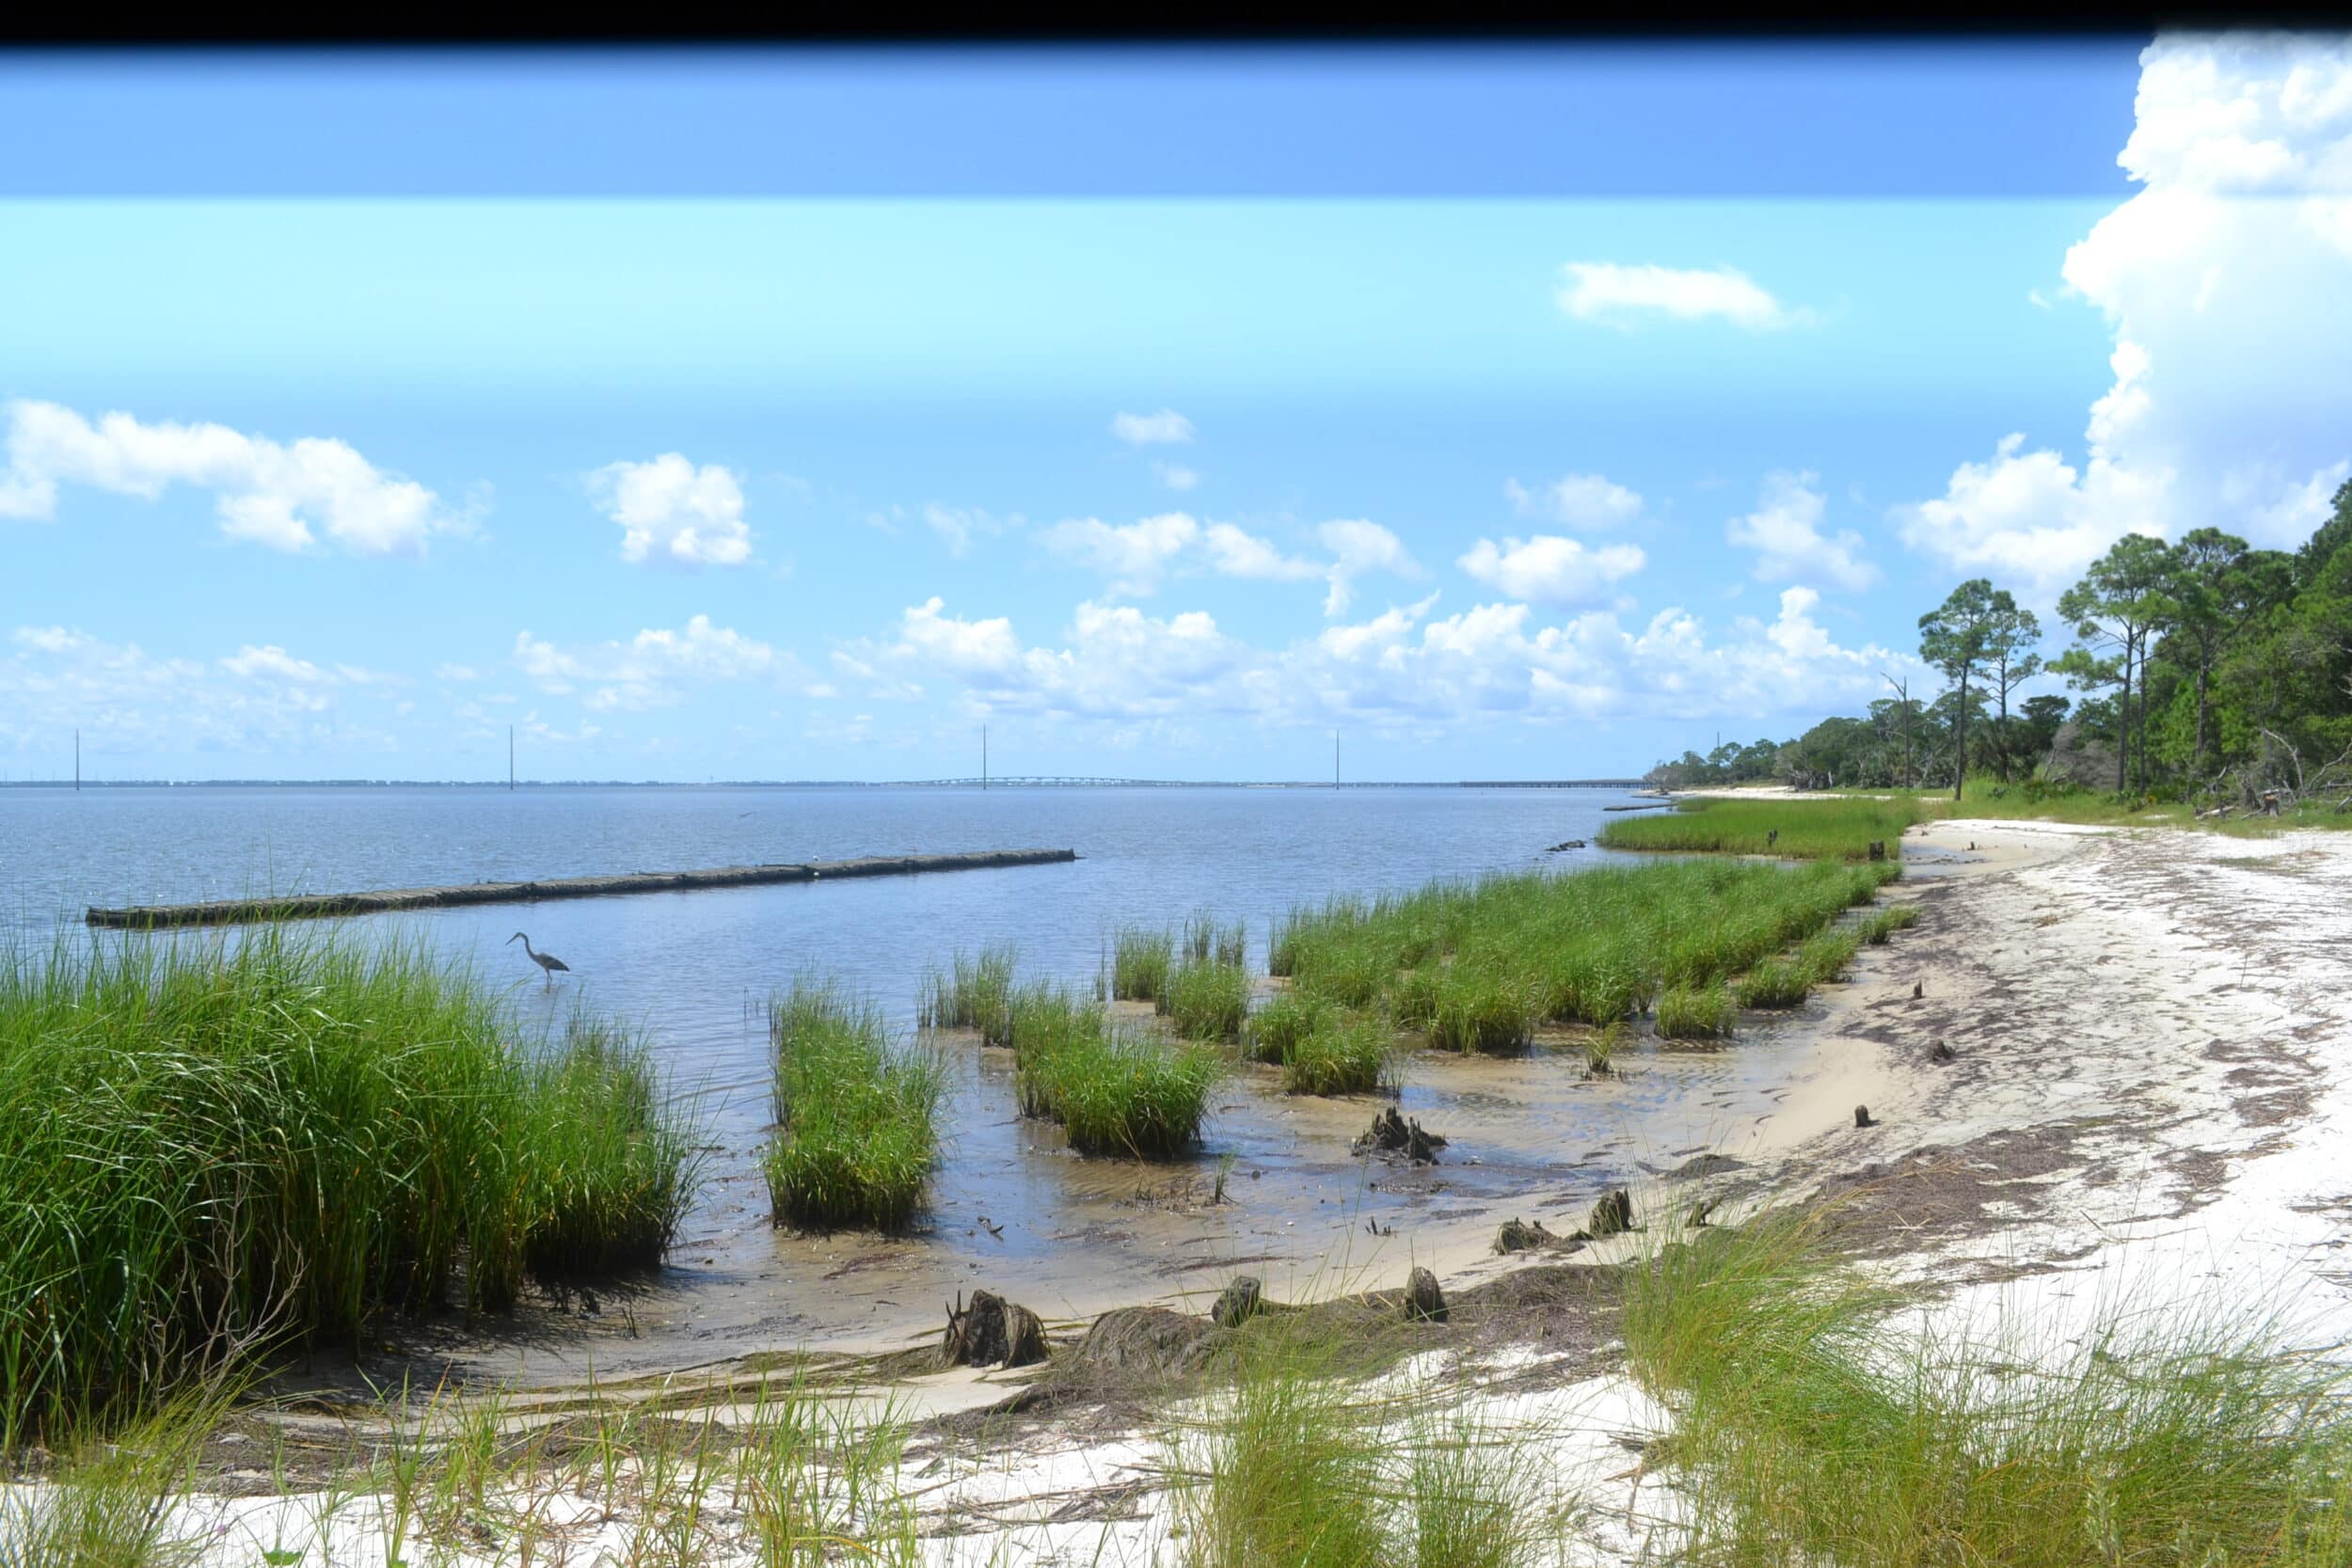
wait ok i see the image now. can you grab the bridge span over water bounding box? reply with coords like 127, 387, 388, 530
898, 776, 1652, 789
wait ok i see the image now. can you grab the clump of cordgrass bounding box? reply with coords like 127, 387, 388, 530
1655, 982, 1737, 1039
1733, 958, 1809, 1009
766, 978, 945, 1231
1161, 959, 1250, 1042
1275, 858, 1895, 1039
1111, 925, 1177, 1004
1624, 1209, 2352, 1567
1796, 927, 1859, 987
0, 927, 696, 1446
1246, 989, 1335, 1064
1184, 912, 1248, 968
1597, 796, 1927, 861
916, 943, 1016, 1044
1008, 979, 1220, 1157
1582, 1020, 1628, 1077
1861, 904, 1919, 943
1283, 1010, 1391, 1097
1427, 963, 1536, 1054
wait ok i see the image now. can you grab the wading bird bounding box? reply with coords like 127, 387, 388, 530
508, 932, 571, 988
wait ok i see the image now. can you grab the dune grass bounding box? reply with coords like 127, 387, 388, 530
1598, 796, 1929, 860
916, 943, 1016, 1045
0, 927, 695, 1446
1111, 925, 1177, 1004
766, 978, 946, 1231
1161, 959, 1251, 1042
1006, 983, 1221, 1157
1625, 1210, 2352, 1566
1274, 858, 1900, 1039
1174, 1331, 1569, 1568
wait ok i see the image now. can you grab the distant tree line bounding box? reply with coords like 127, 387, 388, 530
1646, 481, 2352, 810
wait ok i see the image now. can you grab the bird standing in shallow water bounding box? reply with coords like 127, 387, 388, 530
508, 932, 571, 988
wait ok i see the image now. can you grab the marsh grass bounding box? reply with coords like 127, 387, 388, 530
1795, 927, 1859, 987
1185, 912, 1248, 968
1009, 982, 1220, 1156
1860, 904, 1919, 943
1283, 1010, 1392, 1097
1732, 958, 1809, 1009
0, 927, 695, 1445
1245, 989, 1335, 1065
1162, 960, 1250, 1042
1598, 797, 1929, 860
1275, 859, 1894, 1039
1112, 926, 1177, 1004
1655, 983, 1736, 1039
1625, 1211, 2352, 1567
766, 978, 945, 1231
916, 943, 1016, 1045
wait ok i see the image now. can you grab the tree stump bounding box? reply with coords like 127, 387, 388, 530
1928, 1039, 1957, 1063
1352, 1106, 1446, 1164
1493, 1217, 1557, 1255
1867, 840, 1887, 861
1853, 1104, 1876, 1128
1212, 1275, 1265, 1329
1588, 1188, 1634, 1238
1403, 1265, 1447, 1323
941, 1289, 1047, 1370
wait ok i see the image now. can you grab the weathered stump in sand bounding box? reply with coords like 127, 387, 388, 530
1867, 840, 1887, 861
1075, 1307, 1218, 1375
941, 1289, 1047, 1370
1353, 1105, 1446, 1164
1853, 1105, 1876, 1128
1911, 980, 1924, 999
1588, 1188, 1634, 1238
1212, 1275, 1266, 1329
1494, 1217, 1559, 1255
1928, 1039, 1957, 1064
1403, 1266, 1448, 1323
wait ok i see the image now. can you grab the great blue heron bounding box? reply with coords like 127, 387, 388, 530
508, 932, 571, 988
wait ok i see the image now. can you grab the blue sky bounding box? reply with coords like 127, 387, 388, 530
5, 39, 2350, 782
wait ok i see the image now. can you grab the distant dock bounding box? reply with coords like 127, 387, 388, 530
86, 848, 1079, 929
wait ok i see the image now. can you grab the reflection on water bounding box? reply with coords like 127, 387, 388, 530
1, 784, 1842, 1359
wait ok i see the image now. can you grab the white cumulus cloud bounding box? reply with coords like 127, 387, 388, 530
1557, 262, 1799, 330
1109, 409, 1195, 445
587, 454, 754, 567
1503, 472, 1648, 531
0, 400, 461, 555
1455, 534, 1646, 608
512, 614, 813, 711
1894, 34, 2352, 600
1038, 512, 1201, 596
1724, 471, 1879, 592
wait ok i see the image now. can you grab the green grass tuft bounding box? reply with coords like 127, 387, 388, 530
1655, 982, 1737, 1039
1111, 926, 1177, 1004
766, 977, 945, 1232
1282, 1011, 1391, 1097
1246, 989, 1335, 1065
1162, 960, 1250, 1042
1598, 797, 1927, 860
917, 943, 1017, 1045
1860, 904, 1919, 943
1733, 958, 1810, 1009
0, 927, 695, 1445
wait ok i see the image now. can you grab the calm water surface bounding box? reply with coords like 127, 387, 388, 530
1, 785, 1822, 1363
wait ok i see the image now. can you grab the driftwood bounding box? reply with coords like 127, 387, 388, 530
1587, 1188, 1634, 1238
1074, 1307, 1218, 1375
941, 1289, 1047, 1370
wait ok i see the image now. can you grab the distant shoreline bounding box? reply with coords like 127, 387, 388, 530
0, 777, 1652, 791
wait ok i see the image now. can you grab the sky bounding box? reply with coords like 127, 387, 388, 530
3, 37, 2350, 783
